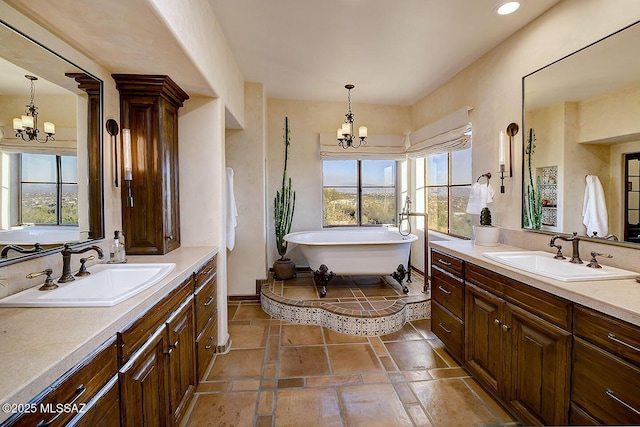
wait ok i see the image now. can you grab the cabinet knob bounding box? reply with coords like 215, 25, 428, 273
494, 319, 502, 326
502, 324, 511, 332
167, 235, 174, 241
164, 340, 178, 355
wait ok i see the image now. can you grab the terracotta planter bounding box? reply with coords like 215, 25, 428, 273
273, 258, 296, 280
473, 225, 501, 246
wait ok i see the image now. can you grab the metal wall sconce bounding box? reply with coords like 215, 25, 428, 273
106, 119, 133, 206
106, 119, 119, 187
498, 122, 518, 193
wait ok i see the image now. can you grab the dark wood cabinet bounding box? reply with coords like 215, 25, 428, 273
167, 296, 197, 425
119, 327, 168, 427
194, 255, 218, 380
571, 305, 640, 425
67, 376, 120, 427
112, 74, 189, 255
2, 337, 118, 427
464, 264, 571, 426
464, 283, 503, 395
431, 250, 465, 361
504, 303, 571, 426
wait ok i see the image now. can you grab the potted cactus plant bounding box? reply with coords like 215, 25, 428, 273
473, 207, 501, 246
273, 117, 296, 279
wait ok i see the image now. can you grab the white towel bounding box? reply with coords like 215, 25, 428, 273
226, 167, 238, 251
582, 175, 608, 237
466, 182, 494, 214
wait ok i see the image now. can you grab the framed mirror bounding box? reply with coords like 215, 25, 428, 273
522, 20, 640, 247
0, 20, 104, 263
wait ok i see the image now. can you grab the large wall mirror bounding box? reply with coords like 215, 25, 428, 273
522, 20, 640, 247
0, 20, 104, 263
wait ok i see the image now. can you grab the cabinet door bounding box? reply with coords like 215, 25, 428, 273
464, 283, 504, 395
119, 328, 168, 427
66, 376, 120, 427
504, 303, 571, 426
167, 296, 197, 425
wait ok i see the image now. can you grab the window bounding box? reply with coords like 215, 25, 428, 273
20, 153, 78, 225
323, 159, 396, 226
416, 147, 472, 237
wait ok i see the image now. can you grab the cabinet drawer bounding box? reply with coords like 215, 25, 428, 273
431, 250, 464, 278
572, 337, 640, 425
66, 376, 120, 427
195, 255, 217, 288
431, 301, 463, 361
195, 273, 217, 336
196, 316, 218, 381
431, 267, 464, 319
3, 336, 118, 427
574, 305, 640, 366
119, 276, 193, 365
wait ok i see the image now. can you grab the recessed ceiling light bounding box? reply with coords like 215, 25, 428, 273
496, 1, 521, 15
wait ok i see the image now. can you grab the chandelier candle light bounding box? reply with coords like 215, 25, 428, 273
13, 75, 55, 143
337, 84, 367, 149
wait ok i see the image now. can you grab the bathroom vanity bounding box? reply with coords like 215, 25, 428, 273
0, 247, 218, 426
430, 240, 640, 426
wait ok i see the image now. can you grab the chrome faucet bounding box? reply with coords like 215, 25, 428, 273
549, 232, 582, 264
59, 243, 104, 283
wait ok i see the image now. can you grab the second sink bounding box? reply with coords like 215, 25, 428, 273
482, 251, 638, 282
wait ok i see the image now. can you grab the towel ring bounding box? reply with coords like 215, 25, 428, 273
476, 172, 491, 185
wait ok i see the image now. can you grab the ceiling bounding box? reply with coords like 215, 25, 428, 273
3, 0, 561, 106
208, 0, 561, 105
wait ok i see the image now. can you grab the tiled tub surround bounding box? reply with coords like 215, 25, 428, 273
0, 246, 218, 424
430, 240, 640, 326
261, 272, 431, 336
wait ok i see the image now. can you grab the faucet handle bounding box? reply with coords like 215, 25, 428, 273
26, 268, 58, 291
587, 251, 613, 268
76, 255, 95, 277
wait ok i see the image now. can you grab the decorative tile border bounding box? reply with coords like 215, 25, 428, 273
260, 284, 430, 336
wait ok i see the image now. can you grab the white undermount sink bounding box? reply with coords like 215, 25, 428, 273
482, 251, 639, 282
0, 263, 176, 307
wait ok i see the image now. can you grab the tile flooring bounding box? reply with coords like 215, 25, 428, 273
181, 300, 520, 427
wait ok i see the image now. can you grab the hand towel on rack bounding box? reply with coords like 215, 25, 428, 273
466, 182, 495, 214
582, 175, 608, 236
226, 167, 238, 251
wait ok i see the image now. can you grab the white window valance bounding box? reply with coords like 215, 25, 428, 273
406, 106, 473, 159
319, 133, 406, 160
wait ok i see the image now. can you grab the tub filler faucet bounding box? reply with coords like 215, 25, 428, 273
59, 243, 104, 283
549, 232, 582, 264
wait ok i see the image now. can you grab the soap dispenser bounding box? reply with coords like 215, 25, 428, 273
110, 231, 126, 263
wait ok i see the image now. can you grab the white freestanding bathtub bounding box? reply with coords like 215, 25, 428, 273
284, 228, 418, 296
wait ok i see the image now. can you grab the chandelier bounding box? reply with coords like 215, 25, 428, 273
337, 84, 367, 149
13, 75, 55, 143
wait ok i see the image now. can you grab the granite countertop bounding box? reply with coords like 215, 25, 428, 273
0, 246, 218, 423
430, 240, 640, 327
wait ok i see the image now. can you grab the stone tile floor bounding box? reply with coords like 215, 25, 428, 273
181, 300, 521, 426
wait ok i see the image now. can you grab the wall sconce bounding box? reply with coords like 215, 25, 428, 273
499, 122, 518, 193
106, 119, 119, 187
122, 129, 134, 207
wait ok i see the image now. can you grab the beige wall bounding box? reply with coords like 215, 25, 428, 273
226, 83, 268, 296
265, 99, 410, 267
410, 0, 640, 242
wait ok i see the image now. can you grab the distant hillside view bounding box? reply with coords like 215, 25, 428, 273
21, 184, 78, 225
323, 188, 395, 225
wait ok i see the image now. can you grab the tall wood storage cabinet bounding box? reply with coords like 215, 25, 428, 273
113, 74, 189, 255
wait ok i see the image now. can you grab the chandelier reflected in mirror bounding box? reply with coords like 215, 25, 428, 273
337, 84, 367, 149
13, 75, 56, 143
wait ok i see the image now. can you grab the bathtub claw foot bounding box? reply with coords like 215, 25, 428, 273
314, 264, 335, 298
391, 264, 410, 293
